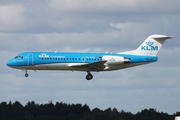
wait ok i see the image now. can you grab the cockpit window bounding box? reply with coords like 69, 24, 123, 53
15, 56, 23, 59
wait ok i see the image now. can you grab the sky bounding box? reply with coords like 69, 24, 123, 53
0, 0, 180, 114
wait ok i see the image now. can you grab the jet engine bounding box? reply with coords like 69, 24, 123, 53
102, 56, 129, 64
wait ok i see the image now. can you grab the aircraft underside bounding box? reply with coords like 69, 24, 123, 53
11, 62, 150, 80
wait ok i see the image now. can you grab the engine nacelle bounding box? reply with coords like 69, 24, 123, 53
102, 56, 129, 64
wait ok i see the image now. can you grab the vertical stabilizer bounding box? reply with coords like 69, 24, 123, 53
134, 34, 172, 55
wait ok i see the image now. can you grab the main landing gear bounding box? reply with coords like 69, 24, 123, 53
86, 71, 93, 80
25, 70, 29, 77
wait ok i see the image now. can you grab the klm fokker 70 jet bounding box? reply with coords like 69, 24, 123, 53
6, 34, 172, 80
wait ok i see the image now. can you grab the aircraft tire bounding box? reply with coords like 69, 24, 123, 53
25, 73, 29, 77
86, 74, 93, 80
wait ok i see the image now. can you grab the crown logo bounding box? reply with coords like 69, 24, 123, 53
146, 41, 154, 46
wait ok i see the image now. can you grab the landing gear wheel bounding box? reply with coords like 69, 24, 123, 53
25, 73, 29, 77
86, 74, 93, 80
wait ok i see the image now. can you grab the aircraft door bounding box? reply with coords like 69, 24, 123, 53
28, 53, 34, 66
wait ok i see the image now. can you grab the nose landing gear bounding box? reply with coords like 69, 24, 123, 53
25, 71, 29, 77
86, 71, 93, 80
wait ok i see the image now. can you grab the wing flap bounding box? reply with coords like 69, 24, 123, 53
68, 61, 107, 71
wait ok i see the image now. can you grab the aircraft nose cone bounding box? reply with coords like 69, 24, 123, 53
6, 60, 13, 66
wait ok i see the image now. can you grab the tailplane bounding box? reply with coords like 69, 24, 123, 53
134, 34, 172, 55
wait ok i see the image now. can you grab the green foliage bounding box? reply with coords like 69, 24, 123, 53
0, 101, 175, 120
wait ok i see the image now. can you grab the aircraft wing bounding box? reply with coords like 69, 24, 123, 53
68, 60, 107, 71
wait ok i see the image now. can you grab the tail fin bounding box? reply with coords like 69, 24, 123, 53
134, 34, 172, 55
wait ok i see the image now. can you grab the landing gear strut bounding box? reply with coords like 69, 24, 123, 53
86, 71, 93, 80
25, 71, 29, 77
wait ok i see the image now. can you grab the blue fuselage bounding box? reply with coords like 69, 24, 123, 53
6, 52, 158, 71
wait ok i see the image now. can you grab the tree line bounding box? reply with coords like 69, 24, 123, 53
0, 101, 178, 120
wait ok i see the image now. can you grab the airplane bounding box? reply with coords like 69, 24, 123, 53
6, 34, 172, 80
